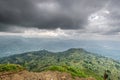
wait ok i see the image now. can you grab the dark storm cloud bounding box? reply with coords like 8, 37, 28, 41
0, 23, 11, 32
0, 23, 22, 32
0, 0, 109, 32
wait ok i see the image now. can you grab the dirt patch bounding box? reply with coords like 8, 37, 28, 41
0, 71, 96, 80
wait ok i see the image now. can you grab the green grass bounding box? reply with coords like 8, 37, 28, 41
0, 64, 24, 72
47, 65, 102, 80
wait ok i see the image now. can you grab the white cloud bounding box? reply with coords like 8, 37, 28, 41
0, 27, 70, 38
0, 26, 120, 41
88, 8, 110, 32
22, 28, 69, 38
0, 27, 120, 41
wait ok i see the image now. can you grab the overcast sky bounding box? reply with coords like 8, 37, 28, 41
0, 0, 120, 41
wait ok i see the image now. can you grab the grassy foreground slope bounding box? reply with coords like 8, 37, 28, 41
0, 48, 120, 80
0, 64, 24, 72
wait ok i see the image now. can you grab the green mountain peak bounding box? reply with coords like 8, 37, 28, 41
0, 48, 120, 80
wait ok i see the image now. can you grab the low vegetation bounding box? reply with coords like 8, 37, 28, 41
0, 64, 24, 72
47, 65, 102, 80
48, 65, 87, 77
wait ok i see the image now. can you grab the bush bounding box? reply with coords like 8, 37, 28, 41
0, 64, 24, 72
47, 65, 87, 77
47, 65, 102, 80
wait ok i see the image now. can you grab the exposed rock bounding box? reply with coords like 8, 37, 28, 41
0, 71, 95, 80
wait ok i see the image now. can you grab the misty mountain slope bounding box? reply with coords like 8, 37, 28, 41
0, 48, 120, 80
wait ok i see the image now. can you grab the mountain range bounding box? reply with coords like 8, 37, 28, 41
0, 48, 120, 80
0, 36, 120, 61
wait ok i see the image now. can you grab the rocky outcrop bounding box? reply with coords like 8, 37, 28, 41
0, 71, 95, 80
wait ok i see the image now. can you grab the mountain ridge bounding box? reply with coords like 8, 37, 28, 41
0, 48, 120, 80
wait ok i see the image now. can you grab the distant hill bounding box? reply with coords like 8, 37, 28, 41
1, 37, 120, 61
0, 48, 120, 80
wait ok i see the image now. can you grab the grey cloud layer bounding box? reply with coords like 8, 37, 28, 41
0, 0, 109, 31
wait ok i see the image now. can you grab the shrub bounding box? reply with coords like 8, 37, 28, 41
0, 64, 24, 72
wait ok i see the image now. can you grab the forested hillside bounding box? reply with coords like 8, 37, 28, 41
0, 48, 120, 80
